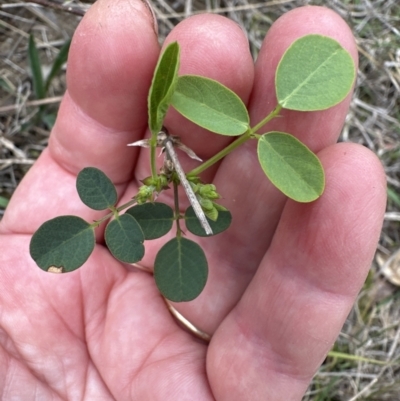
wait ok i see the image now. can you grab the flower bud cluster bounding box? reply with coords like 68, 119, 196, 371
189, 180, 227, 221
136, 175, 170, 203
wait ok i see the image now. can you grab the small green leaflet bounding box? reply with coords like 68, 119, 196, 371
28, 35, 71, 99
275, 34, 355, 111
76, 167, 117, 210
171, 75, 249, 136
154, 237, 208, 302
29, 216, 95, 272
126, 202, 174, 240
257, 132, 325, 202
148, 42, 180, 136
105, 214, 145, 263
185, 206, 232, 237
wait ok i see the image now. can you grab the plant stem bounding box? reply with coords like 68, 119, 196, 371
89, 106, 283, 230
187, 104, 283, 177
90, 198, 138, 228
187, 131, 252, 177
250, 104, 282, 134
116, 198, 137, 213
150, 136, 157, 180
173, 180, 182, 238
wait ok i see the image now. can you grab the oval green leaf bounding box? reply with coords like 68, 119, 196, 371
76, 167, 117, 210
148, 41, 180, 136
105, 214, 145, 263
257, 132, 325, 202
185, 206, 232, 237
29, 216, 95, 272
171, 75, 249, 136
126, 202, 174, 240
276, 34, 355, 111
154, 237, 208, 302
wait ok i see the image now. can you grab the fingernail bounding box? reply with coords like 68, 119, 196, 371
141, 0, 158, 35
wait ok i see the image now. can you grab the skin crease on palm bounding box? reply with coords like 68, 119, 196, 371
0, 0, 387, 400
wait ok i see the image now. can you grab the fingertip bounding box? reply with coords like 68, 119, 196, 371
267, 6, 358, 65
67, 0, 160, 131
250, 6, 358, 152
319, 142, 387, 242
283, 141, 386, 295
165, 14, 253, 88
207, 144, 386, 401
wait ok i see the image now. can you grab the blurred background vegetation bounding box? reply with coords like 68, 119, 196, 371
0, 0, 399, 399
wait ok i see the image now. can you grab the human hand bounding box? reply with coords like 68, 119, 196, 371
0, 1, 386, 400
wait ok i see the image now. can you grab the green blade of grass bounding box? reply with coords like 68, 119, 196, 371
327, 351, 387, 366
28, 34, 45, 100
0, 196, 9, 208
44, 38, 71, 93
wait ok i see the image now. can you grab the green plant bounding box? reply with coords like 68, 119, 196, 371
29, 34, 355, 302
0, 196, 9, 209
28, 34, 71, 128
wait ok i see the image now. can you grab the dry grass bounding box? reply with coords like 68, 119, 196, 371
1, 0, 400, 399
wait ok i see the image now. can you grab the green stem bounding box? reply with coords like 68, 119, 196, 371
116, 198, 137, 213
90, 198, 138, 229
173, 180, 182, 238
250, 104, 282, 135
187, 131, 251, 177
187, 104, 283, 177
150, 136, 157, 180
90, 213, 112, 229
89, 106, 284, 230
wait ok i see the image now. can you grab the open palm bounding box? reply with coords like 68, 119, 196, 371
0, 2, 386, 400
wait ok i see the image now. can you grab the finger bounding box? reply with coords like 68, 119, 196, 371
208, 143, 386, 400
1, 0, 159, 234
217, 6, 358, 263
54, 0, 159, 178
169, 6, 358, 335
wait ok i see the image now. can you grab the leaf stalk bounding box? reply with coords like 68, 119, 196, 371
150, 136, 158, 180
250, 104, 283, 134
187, 104, 283, 176
173, 180, 182, 238
89, 198, 138, 229
187, 131, 252, 177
